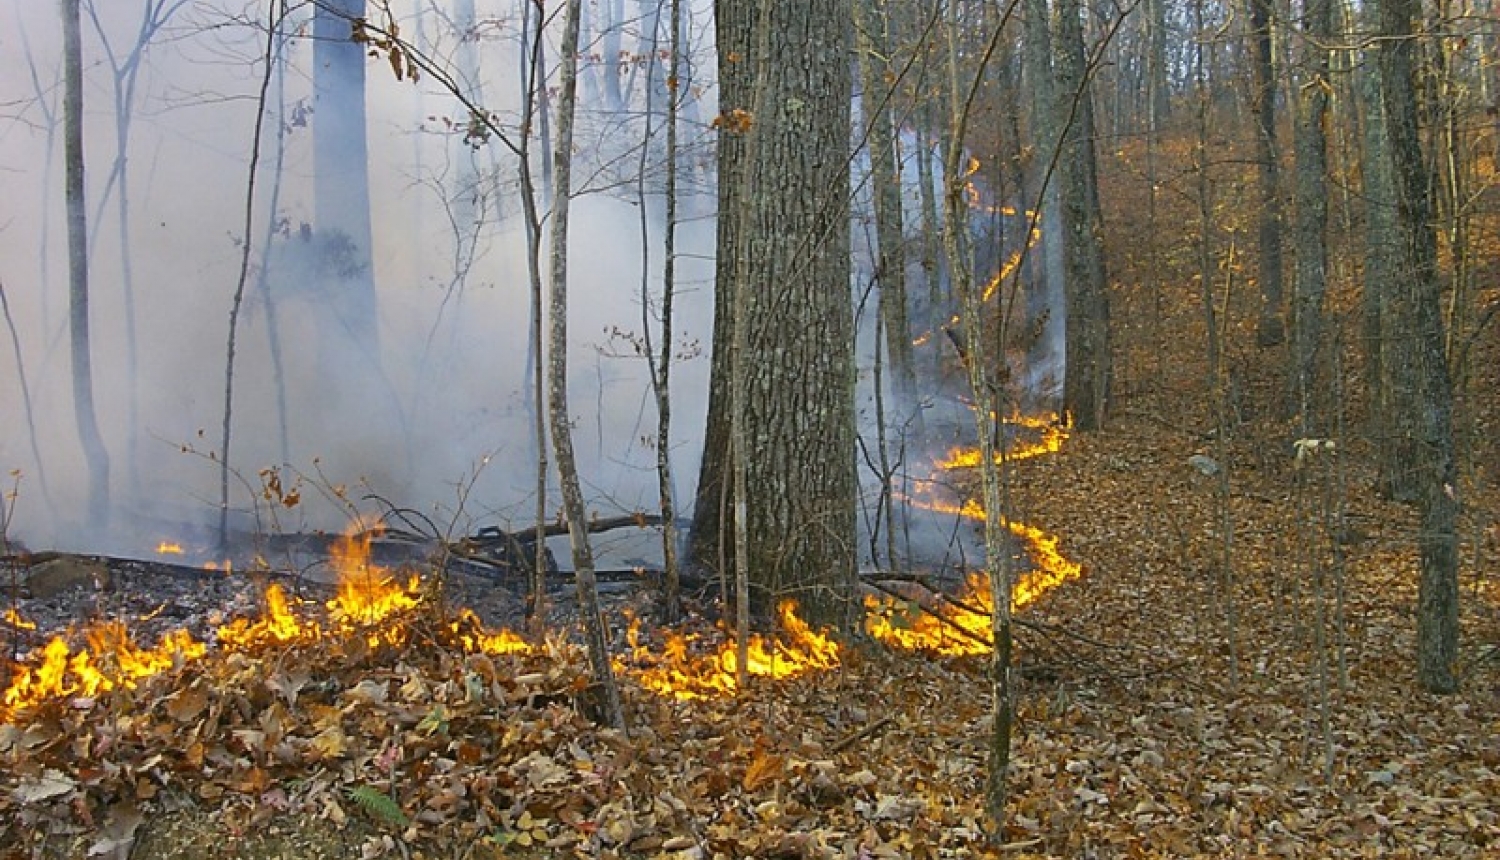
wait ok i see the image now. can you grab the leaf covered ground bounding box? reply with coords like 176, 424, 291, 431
2, 398, 1497, 859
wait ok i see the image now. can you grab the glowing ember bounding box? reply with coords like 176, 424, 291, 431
621, 601, 840, 701
156, 541, 184, 555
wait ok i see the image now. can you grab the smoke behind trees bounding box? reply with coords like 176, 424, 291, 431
1, 1, 1036, 569
0, 1, 717, 552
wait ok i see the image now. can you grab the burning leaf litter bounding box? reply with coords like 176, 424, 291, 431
0, 423, 1090, 857
3, 419, 1084, 718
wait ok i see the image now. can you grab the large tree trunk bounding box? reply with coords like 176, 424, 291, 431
1374, 0, 1460, 694
1054, 0, 1111, 430
548, 0, 627, 728
63, 0, 110, 531
690, 0, 856, 629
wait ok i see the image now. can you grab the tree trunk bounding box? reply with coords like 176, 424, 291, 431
549, 0, 627, 728
854, 0, 916, 404
1357, 57, 1413, 501
313, 0, 379, 351
1374, 0, 1460, 694
1024, 0, 1067, 404
690, 0, 856, 629
1290, 0, 1331, 426
62, 0, 111, 531
1249, 0, 1285, 348
1145, 0, 1170, 129
1055, 0, 1112, 430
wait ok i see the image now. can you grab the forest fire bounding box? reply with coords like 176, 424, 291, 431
620, 601, 841, 701
1, 622, 206, 714
868, 411, 1082, 655
936, 411, 1068, 467
2, 416, 1081, 715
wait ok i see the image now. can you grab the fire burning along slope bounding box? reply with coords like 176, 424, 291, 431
865, 412, 1082, 656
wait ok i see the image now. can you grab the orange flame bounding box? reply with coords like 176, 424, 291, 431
3, 608, 36, 631
620, 601, 840, 701
217, 583, 314, 649
324, 525, 420, 632
1, 623, 206, 713
449, 608, 531, 655
864, 513, 1082, 656
4, 426, 1080, 716
936, 412, 1068, 469
874, 412, 1082, 655
156, 541, 184, 555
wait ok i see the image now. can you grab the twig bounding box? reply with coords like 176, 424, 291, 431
832, 715, 894, 753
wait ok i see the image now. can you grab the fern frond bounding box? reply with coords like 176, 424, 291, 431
346, 785, 410, 829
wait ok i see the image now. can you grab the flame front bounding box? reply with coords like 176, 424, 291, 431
621, 601, 840, 701
872, 411, 1083, 656
1, 623, 206, 711
4, 417, 1080, 714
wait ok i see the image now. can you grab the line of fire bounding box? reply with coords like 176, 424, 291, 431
1, 135, 1082, 719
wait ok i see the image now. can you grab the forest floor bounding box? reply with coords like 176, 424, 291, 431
5, 126, 1500, 855
1, 392, 1496, 859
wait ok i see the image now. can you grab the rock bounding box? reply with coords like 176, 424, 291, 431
23, 555, 110, 598
1187, 454, 1221, 477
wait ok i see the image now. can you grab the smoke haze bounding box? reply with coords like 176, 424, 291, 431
0, 1, 717, 555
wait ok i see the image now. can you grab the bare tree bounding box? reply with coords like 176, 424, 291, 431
82, 0, 189, 490
218, 0, 284, 547
548, 0, 627, 729
62, 0, 111, 531
1248, 0, 1286, 348
1373, 0, 1460, 694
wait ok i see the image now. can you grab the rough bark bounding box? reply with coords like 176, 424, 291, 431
1055, 0, 1111, 430
62, 0, 111, 531
549, 0, 627, 727
1374, 0, 1460, 694
690, 0, 856, 629
1249, 0, 1286, 348
1290, 0, 1331, 425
